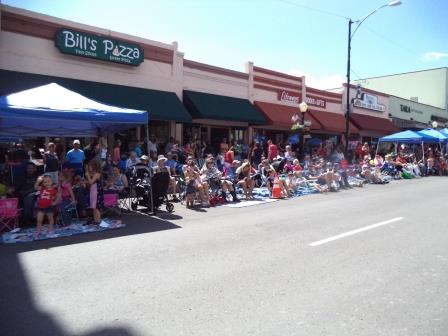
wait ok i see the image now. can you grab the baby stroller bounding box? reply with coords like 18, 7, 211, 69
131, 172, 174, 213
151, 172, 174, 213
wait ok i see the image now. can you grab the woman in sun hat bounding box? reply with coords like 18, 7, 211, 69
153, 154, 177, 198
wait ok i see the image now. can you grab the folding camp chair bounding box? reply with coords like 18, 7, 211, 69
103, 192, 122, 217
57, 201, 79, 226
118, 188, 134, 213
196, 158, 205, 170
0, 198, 20, 231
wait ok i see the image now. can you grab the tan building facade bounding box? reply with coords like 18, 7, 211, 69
2, 4, 401, 154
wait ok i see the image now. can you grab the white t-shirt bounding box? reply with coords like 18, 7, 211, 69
101, 148, 107, 160
148, 141, 157, 153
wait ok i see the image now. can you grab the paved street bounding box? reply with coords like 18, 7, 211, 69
1, 177, 448, 336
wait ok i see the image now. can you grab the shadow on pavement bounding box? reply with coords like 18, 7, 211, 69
3, 212, 182, 253
0, 213, 178, 335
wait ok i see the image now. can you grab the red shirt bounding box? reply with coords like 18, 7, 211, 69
293, 164, 302, 171
318, 147, 326, 157
225, 150, 234, 164
268, 144, 278, 161
396, 156, 407, 165
38, 187, 57, 209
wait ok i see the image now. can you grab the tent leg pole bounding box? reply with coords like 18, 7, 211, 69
145, 125, 150, 158
145, 124, 154, 214
375, 142, 379, 156
422, 142, 425, 176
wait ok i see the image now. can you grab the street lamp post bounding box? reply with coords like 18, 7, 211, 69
344, 0, 402, 159
299, 101, 308, 158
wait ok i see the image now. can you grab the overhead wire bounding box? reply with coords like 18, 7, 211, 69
277, 0, 421, 59
362, 24, 422, 58
276, 0, 349, 20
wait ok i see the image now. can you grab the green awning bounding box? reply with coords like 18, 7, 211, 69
0, 70, 192, 123
183, 90, 266, 124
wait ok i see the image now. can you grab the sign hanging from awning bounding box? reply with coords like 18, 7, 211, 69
55, 29, 144, 66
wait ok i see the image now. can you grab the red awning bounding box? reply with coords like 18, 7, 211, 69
350, 113, 398, 136
308, 109, 359, 134
254, 101, 322, 130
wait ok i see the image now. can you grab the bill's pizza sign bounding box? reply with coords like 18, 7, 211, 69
55, 29, 144, 66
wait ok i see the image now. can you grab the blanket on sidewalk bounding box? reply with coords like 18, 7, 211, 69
2, 219, 125, 244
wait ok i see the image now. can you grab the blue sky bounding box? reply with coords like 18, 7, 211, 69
3, 0, 447, 89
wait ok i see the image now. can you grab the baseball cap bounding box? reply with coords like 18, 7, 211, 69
73, 139, 80, 145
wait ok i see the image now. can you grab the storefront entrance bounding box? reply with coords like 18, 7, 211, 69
211, 127, 229, 153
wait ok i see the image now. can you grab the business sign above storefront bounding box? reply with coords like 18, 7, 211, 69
400, 104, 423, 114
305, 96, 326, 108
55, 29, 144, 66
353, 93, 385, 112
278, 90, 300, 104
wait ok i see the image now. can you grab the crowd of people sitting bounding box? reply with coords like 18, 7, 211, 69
0, 136, 447, 235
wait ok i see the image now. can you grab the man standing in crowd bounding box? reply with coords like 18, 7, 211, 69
5, 142, 30, 183
148, 135, 158, 159
15, 162, 38, 225
165, 137, 175, 154
65, 139, 85, 176
125, 151, 141, 171
220, 138, 229, 155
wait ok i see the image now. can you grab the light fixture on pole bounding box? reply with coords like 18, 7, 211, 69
299, 101, 308, 124
299, 101, 308, 157
344, 0, 402, 159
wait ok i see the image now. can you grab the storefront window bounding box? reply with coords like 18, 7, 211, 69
183, 125, 201, 145
148, 121, 170, 144
230, 128, 245, 145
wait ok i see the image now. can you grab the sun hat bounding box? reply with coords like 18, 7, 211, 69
157, 155, 167, 163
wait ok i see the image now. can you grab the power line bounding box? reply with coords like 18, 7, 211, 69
277, 0, 421, 59
350, 68, 365, 81
361, 24, 421, 58
277, 0, 349, 20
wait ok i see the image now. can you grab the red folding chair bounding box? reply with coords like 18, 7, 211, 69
0, 198, 20, 231
103, 192, 121, 217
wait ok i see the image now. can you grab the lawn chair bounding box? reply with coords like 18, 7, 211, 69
0, 198, 20, 231
103, 192, 122, 217
57, 201, 79, 226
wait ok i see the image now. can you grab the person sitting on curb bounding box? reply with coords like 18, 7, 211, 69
183, 156, 209, 207
235, 161, 255, 200
201, 157, 239, 203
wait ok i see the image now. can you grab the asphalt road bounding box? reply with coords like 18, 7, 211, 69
1, 177, 447, 336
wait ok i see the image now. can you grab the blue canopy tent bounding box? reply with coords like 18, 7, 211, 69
417, 128, 448, 155
440, 129, 448, 152
0, 83, 148, 137
378, 130, 428, 160
417, 128, 448, 143
379, 130, 425, 144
